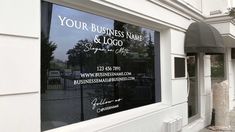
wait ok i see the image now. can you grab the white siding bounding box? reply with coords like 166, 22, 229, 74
0, 0, 40, 132
0, 0, 40, 37
0, 93, 40, 132
0, 35, 40, 95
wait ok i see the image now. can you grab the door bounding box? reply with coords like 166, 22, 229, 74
187, 54, 200, 122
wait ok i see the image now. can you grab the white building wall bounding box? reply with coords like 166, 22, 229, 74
178, 0, 203, 12
229, 0, 235, 8
96, 104, 188, 132
0, 0, 40, 132
202, 0, 230, 16
211, 22, 235, 39
0, 0, 229, 132
179, 0, 234, 16
170, 29, 188, 106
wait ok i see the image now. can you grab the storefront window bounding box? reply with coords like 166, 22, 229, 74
41, 1, 161, 131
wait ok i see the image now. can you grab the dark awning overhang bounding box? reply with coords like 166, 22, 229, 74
185, 22, 225, 54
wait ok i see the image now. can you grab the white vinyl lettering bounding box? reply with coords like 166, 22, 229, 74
58, 15, 66, 26
91, 23, 96, 32
59, 15, 89, 31
74, 21, 82, 29
82, 22, 88, 31
65, 19, 74, 27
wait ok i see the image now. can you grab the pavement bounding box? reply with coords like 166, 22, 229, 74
200, 109, 235, 132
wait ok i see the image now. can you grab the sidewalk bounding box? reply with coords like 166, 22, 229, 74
200, 109, 235, 132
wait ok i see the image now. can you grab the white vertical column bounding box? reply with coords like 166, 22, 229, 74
199, 53, 212, 126
226, 48, 235, 110
160, 29, 172, 105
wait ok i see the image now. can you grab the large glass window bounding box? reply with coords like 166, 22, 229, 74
41, 1, 161, 131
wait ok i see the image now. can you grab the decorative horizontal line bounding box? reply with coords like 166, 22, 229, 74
0, 91, 39, 97
0, 33, 39, 40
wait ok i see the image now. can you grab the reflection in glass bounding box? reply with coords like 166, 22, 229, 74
187, 55, 199, 120
211, 54, 225, 83
41, 1, 161, 131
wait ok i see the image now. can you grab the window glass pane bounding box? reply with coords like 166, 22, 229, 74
187, 56, 196, 77
211, 54, 224, 82
187, 55, 199, 120
41, 1, 161, 131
